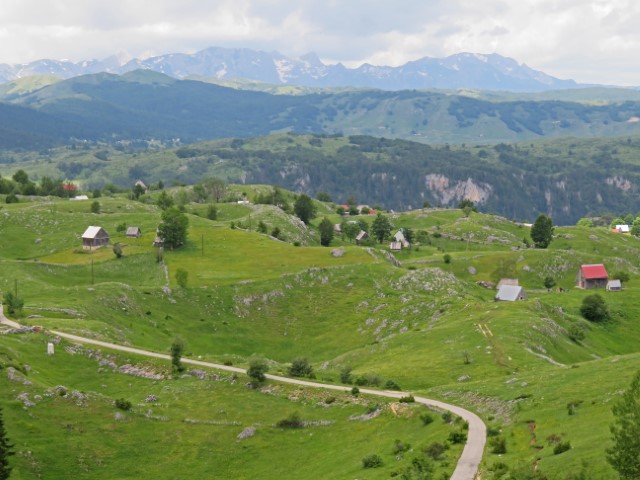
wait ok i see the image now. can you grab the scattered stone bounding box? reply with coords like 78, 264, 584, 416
6, 367, 32, 385
350, 408, 383, 421
34, 238, 42, 244
114, 412, 126, 422
505, 378, 518, 385
331, 248, 345, 257
237, 426, 256, 440
118, 364, 164, 380
457, 375, 471, 382
27, 315, 44, 319
476, 281, 494, 289
522, 266, 532, 272
145, 395, 159, 403
521, 382, 529, 387
467, 266, 477, 275
17, 392, 35, 408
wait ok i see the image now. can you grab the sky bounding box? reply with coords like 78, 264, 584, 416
0, 0, 639, 85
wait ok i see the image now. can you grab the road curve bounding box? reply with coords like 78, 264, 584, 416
1, 307, 485, 480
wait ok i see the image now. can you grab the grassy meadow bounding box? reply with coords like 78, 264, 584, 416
2, 193, 640, 479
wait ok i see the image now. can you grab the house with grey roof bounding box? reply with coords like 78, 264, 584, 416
496, 285, 527, 302
82, 226, 110, 250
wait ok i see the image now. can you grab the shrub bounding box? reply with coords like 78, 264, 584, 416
362, 454, 383, 469
399, 395, 415, 403
443, 253, 452, 264
543, 276, 556, 289
288, 357, 314, 378
580, 294, 610, 322
554, 441, 571, 455
392, 439, 411, 455
567, 323, 587, 342
324, 396, 336, 405
490, 436, 507, 454
448, 431, 467, 444
5, 193, 18, 204
246, 358, 268, 385
114, 398, 132, 411
257, 221, 268, 233
612, 271, 630, 283
339, 366, 353, 384
424, 442, 447, 460
420, 413, 434, 426
442, 412, 453, 424
116, 222, 127, 232
90, 200, 101, 214
276, 412, 304, 429
384, 379, 401, 390
351, 386, 359, 396
206, 205, 218, 220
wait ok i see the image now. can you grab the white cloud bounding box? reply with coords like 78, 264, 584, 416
0, 0, 639, 84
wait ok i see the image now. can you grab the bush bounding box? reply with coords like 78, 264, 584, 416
442, 412, 453, 424
362, 454, 383, 469
384, 379, 401, 390
392, 439, 411, 455
543, 276, 556, 289
612, 271, 630, 283
490, 436, 507, 454
580, 294, 610, 322
246, 358, 268, 385
420, 413, 434, 426
567, 323, 587, 342
554, 441, 571, 455
339, 366, 353, 384
5, 193, 18, 204
288, 357, 314, 378
424, 442, 447, 460
114, 398, 132, 411
448, 431, 467, 444
443, 253, 452, 264
206, 205, 218, 220
276, 412, 304, 429
399, 395, 415, 403
351, 386, 359, 396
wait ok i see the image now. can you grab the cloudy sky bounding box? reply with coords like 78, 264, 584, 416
0, 0, 639, 85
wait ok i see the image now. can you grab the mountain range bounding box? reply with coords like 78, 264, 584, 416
0, 46, 579, 92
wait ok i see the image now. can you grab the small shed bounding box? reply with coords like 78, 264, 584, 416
496, 285, 527, 302
355, 230, 369, 244
606, 279, 622, 291
333, 223, 342, 233
82, 226, 110, 250
390, 241, 402, 251
394, 229, 411, 248
615, 224, 630, 234
576, 264, 608, 289
126, 226, 142, 238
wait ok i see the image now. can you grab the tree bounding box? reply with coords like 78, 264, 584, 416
112, 243, 123, 259
204, 177, 226, 203
610, 217, 625, 229
11, 169, 28, 184
580, 294, 610, 322
371, 213, 392, 243
0, 406, 14, 480
247, 357, 268, 385
543, 276, 556, 289
631, 217, 640, 237
131, 183, 146, 199
576, 218, 593, 228
443, 253, 451, 264
293, 194, 316, 225
458, 198, 477, 212
158, 207, 189, 249
342, 221, 360, 243
318, 217, 334, 246
316, 191, 332, 202
3, 291, 24, 316
288, 358, 314, 378
530, 214, 554, 248
90, 201, 101, 214
607, 370, 640, 479
403, 227, 415, 246
156, 190, 174, 210
175, 268, 188, 288
170, 338, 185, 373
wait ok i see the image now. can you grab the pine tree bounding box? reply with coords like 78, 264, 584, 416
607, 370, 640, 479
0, 406, 14, 480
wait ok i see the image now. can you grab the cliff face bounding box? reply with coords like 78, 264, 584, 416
425, 175, 493, 206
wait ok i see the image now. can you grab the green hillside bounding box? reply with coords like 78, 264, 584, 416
3, 133, 640, 224
1, 192, 640, 479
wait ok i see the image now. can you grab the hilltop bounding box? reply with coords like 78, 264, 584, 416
1, 189, 640, 479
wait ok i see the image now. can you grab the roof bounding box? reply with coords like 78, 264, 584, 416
607, 279, 622, 289
615, 224, 630, 233
394, 230, 406, 242
126, 226, 141, 235
497, 278, 519, 289
356, 230, 368, 241
580, 264, 608, 280
496, 285, 524, 301
82, 226, 105, 239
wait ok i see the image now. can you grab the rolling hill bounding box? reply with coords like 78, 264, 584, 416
1, 191, 640, 479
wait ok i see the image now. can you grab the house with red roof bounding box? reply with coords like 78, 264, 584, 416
576, 264, 608, 289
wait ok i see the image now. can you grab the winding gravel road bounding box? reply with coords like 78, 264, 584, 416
1, 306, 485, 479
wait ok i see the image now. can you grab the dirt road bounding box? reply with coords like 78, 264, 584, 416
0, 307, 485, 479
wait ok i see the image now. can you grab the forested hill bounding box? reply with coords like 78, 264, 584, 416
5, 133, 640, 224
2, 71, 640, 147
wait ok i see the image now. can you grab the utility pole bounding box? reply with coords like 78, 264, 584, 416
91, 259, 94, 285
201, 234, 204, 257
14, 278, 18, 298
